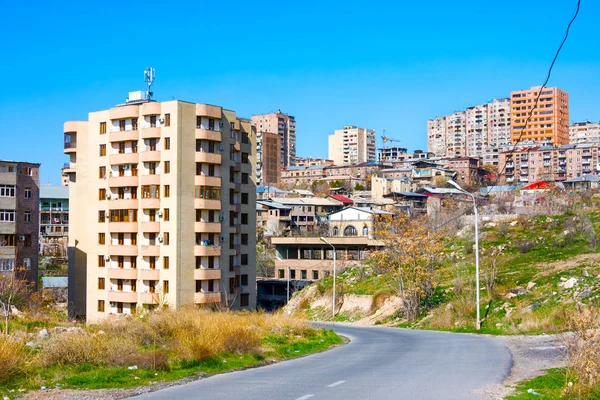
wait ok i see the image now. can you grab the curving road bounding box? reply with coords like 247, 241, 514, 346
133, 324, 512, 400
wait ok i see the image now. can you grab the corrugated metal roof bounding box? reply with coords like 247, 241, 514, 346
40, 185, 69, 200
563, 174, 600, 183
270, 197, 341, 206
257, 201, 292, 210
42, 277, 68, 288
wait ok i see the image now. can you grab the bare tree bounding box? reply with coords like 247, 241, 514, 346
0, 266, 29, 334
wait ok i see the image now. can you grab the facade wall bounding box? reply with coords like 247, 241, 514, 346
328, 126, 376, 165
427, 117, 446, 156
445, 112, 467, 157
488, 98, 511, 149
570, 122, 600, 144
466, 104, 488, 158
251, 110, 296, 167
257, 131, 281, 186
65, 100, 256, 322
510, 86, 569, 145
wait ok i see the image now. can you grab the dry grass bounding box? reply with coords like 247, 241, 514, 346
0, 335, 26, 383
563, 307, 600, 398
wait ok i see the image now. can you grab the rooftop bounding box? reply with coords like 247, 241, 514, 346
40, 185, 69, 199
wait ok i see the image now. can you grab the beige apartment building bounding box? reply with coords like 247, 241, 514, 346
328, 126, 376, 165
488, 98, 511, 149
427, 117, 446, 157
510, 86, 569, 145
64, 97, 257, 322
570, 121, 600, 144
251, 110, 296, 167
445, 112, 467, 157
256, 131, 281, 186
466, 105, 488, 158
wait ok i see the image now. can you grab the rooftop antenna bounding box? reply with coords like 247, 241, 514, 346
144, 67, 155, 100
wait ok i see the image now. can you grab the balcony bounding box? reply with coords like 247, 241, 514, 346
108, 222, 139, 233
141, 221, 160, 233
196, 104, 222, 119
140, 245, 161, 257
137, 293, 158, 304
108, 199, 138, 210
136, 173, 161, 186
107, 268, 138, 280
195, 152, 222, 164
194, 292, 221, 304
194, 245, 221, 257
64, 140, 77, 154
139, 269, 160, 280
62, 162, 75, 174
194, 269, 221, 280
107, 245, 138, 256
109, 130, 139, 142
109, 105, 139, 120
108, 175, 139, 187
195, 222, 221, 233
141, 151, 161, 162
107, 291, 138, 303
195, 129, 222, 141
140, 198, 160, 209
141, 127, 161, 139
194, 198, 221, 210
194, 176, 221, 186
141, 102, 161, 116
109, 153, 139, 165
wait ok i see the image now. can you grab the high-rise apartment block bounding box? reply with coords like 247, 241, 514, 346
487, 98, 512, 149
445, 112, 467, 157
570, 121, 600, 144
64, 97, 257, 322
427, 117, 446, 157
256, 131, 281, 186
465, 105, 488, 158
0, 160, 40, 284
510, 86, 569, 145
328, 126, 376, 165
251, 110, 296, 168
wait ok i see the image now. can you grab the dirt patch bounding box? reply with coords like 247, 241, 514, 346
474, 333, 568, 399
536, 253, 600, 277
355, 296, 402, 326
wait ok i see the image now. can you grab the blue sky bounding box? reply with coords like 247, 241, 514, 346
1, 0, 598, 185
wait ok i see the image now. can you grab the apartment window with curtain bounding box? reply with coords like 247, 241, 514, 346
163, 280, 169, 294
118, 256, 124, 269
196, 116, 202, 129
98, 210, 106, 223
99, 189, 106, 201
119, 120, 126, 131
98, 255, 105, 268
164, 161, 170, 174
117, 233, 124, 245
149, 256, 156, 270
98, 278, 105, 290
100, 122, 107, 134
132, 118, 138, 130
99, 166, 106, 179
164, 137, 170, 150
99, 144, 106, 156
119, 142, 126, 154
163, 232, 169, 245
164, 185, 170, 197
163, 208, 170, 221
164, 114, 170, 127
150, 115, 157, 127
149, 280, 156, 293
163, 256, 169, 270
98, 300, 105, 312
98, 233, 105, 245
130, 256, 137, 269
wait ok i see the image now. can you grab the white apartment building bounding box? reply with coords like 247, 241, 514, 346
466, 104, 488, 158
570, 121, 600, 144
487, 98, 512, 150
427, 117, 446, 157
328, 126, 376, 165
445, 112, 467, 157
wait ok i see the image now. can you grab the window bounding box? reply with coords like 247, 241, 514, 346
0, 210, 16, 222
165, 114, 170, 127
241, 254, 248, 265
141, 185, 160, 199
164, 161, 170, 174
149, 209, 156, 222
132, 141, 138, 153
99, 166, 106, 179
132, 118, 138, 130
24, 234, 32, 247
131, 234, 137, 245
98, 233, 105, 245
98, 210, 106, 222
344, 225, 357, 236
149, 257, 156, 270
208, 118, 215, 131
24, 211, 31, 222
119, 120, 126, 131
196, 116, 202, 129
118, 233, 124, 245
163, 256, 169, 270
149, 280, 156, 293
117, 302, 123, 314
99, 189, 106, 200
278, 269, 285, 279
241, 193, 248, 204
208, 280, 214, 292
150, 115, 157, 127
363, 226, 369, 236
164, 137, 170, 150
163, 280, 169, 294
332, 226, 339, 236
290, 270, 296, 279
0, 235, 15, 246
23, 258, 31, 270
131, 256, 137, 269
24, 188, 32, 198
98, 300, 105, 312
98, 255, 105, 268
313, 270, 319, 280
100, 144, 106, 156
23, 167, 33, 176
241, 234, 248, 245
100, 122, 107, 134
109, 209, 137, 222
131, 279, 137, 292
242, 173, 249, 184
241, 213, 248, 225
241, 274, 248, 286
229, 233, 235, 249
229, 277, 235, 294
98, 278, 105, 290
163, 232, 169, 245
240, 293, 249, 307
164, 185, 170, 198
301, 270, 307, 280
242, 152, 249, 164
164, 208, 169, 221
195, 186, 221, 200
229, 255, 235, 271
0, 185, 15, 197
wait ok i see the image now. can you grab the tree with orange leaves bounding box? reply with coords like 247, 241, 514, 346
371, 214, 445, 321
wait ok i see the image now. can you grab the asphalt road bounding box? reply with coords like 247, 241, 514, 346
133, 324, 512, 400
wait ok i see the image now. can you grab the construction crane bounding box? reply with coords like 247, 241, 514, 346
380, 130, 403, 161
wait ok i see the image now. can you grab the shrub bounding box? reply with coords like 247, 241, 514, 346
0, 335, 26, 383
515, 240, 535, 254
564, 307, 600, 398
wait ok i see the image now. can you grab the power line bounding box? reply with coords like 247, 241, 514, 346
487, 0, 581, 192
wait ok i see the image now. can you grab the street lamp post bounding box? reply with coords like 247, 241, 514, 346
448, 180, 481, 330
320, 237, 337, 319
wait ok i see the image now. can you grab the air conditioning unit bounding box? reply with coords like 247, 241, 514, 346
124, 187, 130, 192
106, 193, 112, 200
219, 121, 224, 127
123, 164, 129, 170
156, 211, 163, 218
104, 255, 111, 262
219, 214, 225, 221
158, 117, 165, 123
220, 235, 225, 242
110, 302, 116, 307
17, 235, 25, 241
219, 144, 224, 152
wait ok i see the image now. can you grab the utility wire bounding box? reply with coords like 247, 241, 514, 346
487, 0, 581, 192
